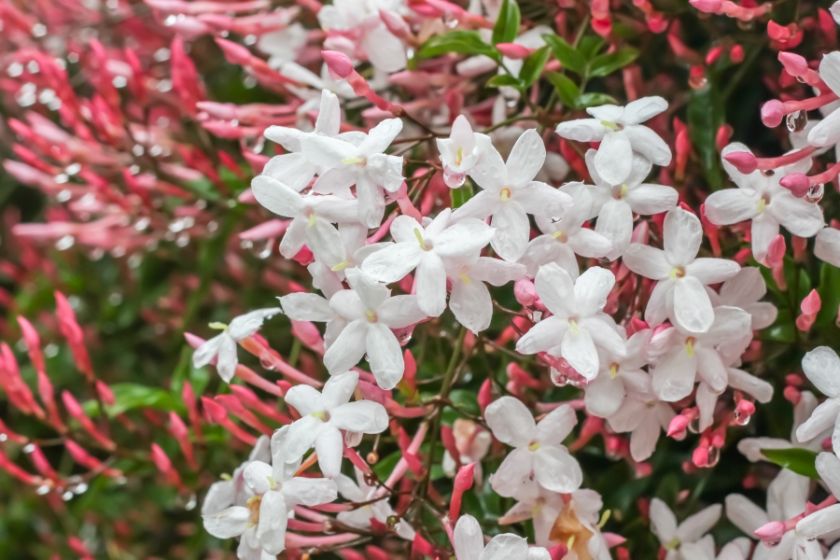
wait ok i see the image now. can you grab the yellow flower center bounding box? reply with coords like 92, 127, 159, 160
685, 337, 696, 358
500, 187, 512, 201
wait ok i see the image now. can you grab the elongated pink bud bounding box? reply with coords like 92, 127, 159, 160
754, 520, 786, 542
780, 172, 810, 197
724, 150, 758, 174
322, 50, 355, 78
449, 463, 476, 520
496, 42, 532, 59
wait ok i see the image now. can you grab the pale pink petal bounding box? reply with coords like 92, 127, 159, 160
673, 276, 715, 333
649, 498, 678, 543
535, 404, 577, 445
450, 277, 493, 333
434, 219, 495, 258
622, 96, 668, 124
676, 504, 721, 543
330, 401, 388, 434
453, 515, 484, 560
664, 208, 702, 266
485, 396, 537, 447
284, 476, 338, 506
490, 201, 530, 261
585, 374, 625, 418
216, 334, 239, 383
561, 326, 599, 380
365, 322, 404, 390
321, 371, 359, 409
324, 320, 368, 374
415, 252, 447, 317
703, 189, 758, 225
594, 131, 633, 185
483, 534, 530, 559
652, 345, 697, 402
279, 293, 332, 322
623, 244, 670, 279
725, 494, 768, 534
802, 346, 840, 397
630, 416, 660, 461
315, 424, 344, 478
506, 129, 546, 186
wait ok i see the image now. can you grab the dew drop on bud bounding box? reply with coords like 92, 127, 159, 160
706, 447, 721, 467
806, 183, 824, 203
688, 74, 708, 90
259, 355, 276, 371
688, 417, 701, 434
785, 110, 808, 132
62, 490, 74, 501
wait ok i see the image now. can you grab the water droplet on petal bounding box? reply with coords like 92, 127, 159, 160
806, 183, 824, 203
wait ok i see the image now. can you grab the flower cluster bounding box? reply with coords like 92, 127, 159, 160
3, 0, 840, 558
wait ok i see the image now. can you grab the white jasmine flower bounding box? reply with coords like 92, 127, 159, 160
437, 115, 493, 189
193, 308, 282, 382
795, 346, 840, 456
649, 498, 722, 560
452, 514, 551, 560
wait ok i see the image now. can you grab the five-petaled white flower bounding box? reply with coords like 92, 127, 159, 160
452, 514, 550, 560
623, 207, 740, 334
555, 96, 672, 185
584, 149, 678, 259
281, 371, 388, 478
325, 268, 426, 389
727, 469, 811, 559
193, 308, 282, 382
485, 396, 582, 497
704, 143, 823, 263
516, 264, 626, 380
262, 89, 346, 191
202, 427, 338, 558
361, 209, 495, 317
452, 129, 572, 261
649, 498, 722, 560
649, 306, 752, 402
303, 118, 405, 227
250, 175, 359, 266
437, 115, 493, 189
606, 383, 675, 462
446, 256, 526, 334
713, 267, 778, 331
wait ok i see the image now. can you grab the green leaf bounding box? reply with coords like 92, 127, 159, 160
687, 86, 724, 186
577, 35, 606, 60
492, 0, 520, 44
451, 182, 475, 208
542, 34, 585, 75
105, 383, 185, 417
414, 31, 498, 61
519, 46, 550, 87
588, 47, 639, 78
486, 74, 522, 89
546, 72, 580, 107
577, 92, 618, 108
761, 448, 819, 479
816, 263, 840, 329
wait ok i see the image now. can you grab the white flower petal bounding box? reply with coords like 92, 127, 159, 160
534, 445, 582, 493
365, 322, 404, 390
485, 396, 537, 447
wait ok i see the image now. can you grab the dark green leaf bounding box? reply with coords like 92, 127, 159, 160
687, 86, 725, 186
486, 74, 522, 89
761, 448, 819, 479
588, 47, 639, 77
451, 182, 475, 208
546, 72, 580, 107
86, 383, 185, 417
492, 0, 520, 44
577, 35, 606, 60
414, 31, 498, 61
519, 46, 550, 87
577, 92, 618, 108
542, 34, 586, 75
817, 263, 840, 329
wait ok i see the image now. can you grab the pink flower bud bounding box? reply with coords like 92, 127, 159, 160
724, 150, 759, 174
779, 173, 810, 197
729, 44, 745, 63
667, 415, 690, 438
778, 51, 809, 76
754, 520, 786, 542
449, 463, 476, 520
760, 100, 785, 128
496, 42, 532, 59
689, 0, 722, 13
765, 234, 787, 268
514, 278, 537, 307
322, 50, 355, 78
